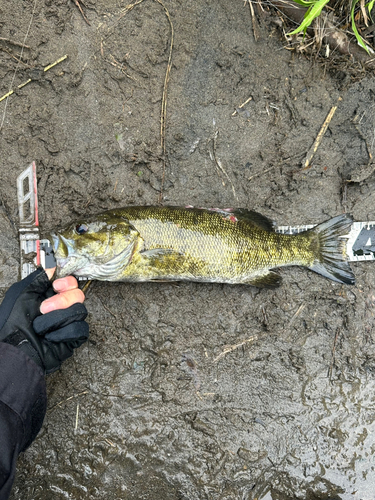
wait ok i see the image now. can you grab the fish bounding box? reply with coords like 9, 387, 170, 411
49, 206, 355, 287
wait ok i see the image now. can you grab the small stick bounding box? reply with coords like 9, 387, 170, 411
44, 54, 68, 72
117, 0, 145, 23
0, 0, 36, 130
303, 98, 341, 170
75, 403, 80, 430
214, 335, 258, 363
48, 390, 89, 412
283, 302, 306, 337
0, 37, 31, 49
81, 280, 92, 294
248, 164, 274, 181
157, 0, 174, 204
0, 47, 32, 67
105, 53, 136, 82
232, 96, 252, 116
212, 130, 238, 201
245, 0, 261, 42
72, 0, 91, 26
0, 54, 68, 103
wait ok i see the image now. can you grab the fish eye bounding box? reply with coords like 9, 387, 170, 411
75, 223, 88, 235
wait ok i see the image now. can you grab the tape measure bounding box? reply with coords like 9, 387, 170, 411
17, 164, 375, 279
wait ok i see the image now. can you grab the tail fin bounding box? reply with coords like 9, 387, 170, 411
308, 214, 355, 285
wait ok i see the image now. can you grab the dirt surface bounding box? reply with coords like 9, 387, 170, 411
1, 1, 375, 499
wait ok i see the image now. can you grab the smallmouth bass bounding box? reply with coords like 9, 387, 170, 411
50, 206, 355, 287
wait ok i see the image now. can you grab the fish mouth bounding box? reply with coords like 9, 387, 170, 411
50, 232, 88, 278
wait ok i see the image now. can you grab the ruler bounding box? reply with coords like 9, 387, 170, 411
17, 164, 375, 279
17, 163, 55, 279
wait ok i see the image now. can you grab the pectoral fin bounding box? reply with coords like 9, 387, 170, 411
244, 271, 281, 288
141, 248, 182, 260
140, 247, 186, 268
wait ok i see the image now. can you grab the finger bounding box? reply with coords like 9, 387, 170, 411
45, 321, 89, 343
45, 267, 56, 280
34, 303, 88, 335
40, 288, 85, 314
53, 276, 79, 292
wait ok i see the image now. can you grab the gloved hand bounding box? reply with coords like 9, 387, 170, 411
0, 268, 89, 374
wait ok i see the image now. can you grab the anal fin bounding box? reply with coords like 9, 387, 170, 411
244, 271, 281, 288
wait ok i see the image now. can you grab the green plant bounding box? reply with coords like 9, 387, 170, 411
288, 0, 330, 36
288, 0, 375, 54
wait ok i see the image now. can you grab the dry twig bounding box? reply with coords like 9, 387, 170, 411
72, 0, 91, 25
0, 47, 32, 67
0, 55, 68, 104
157, 0, 174, 204
245, 0, 261, 41
303, 99, 341, 169
248, 165, 275, 181
0, 38, 31, 49
104, 53, 137, 82
214, 335, 258, 363
211, 130, 238, 202
74, 403, 80, 430
48, 390, 89, 412
232, 95, 252, 116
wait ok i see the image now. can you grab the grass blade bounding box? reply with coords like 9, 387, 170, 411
288, 0, 330, 35
351, 0, 370, 54
289, 0, 316, 5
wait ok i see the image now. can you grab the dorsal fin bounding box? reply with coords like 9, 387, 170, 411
233, 209, 275, 232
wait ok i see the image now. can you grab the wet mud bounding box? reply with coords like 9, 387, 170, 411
1, 1, 375, 499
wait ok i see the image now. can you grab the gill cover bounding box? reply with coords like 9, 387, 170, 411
51, 216, 140, 280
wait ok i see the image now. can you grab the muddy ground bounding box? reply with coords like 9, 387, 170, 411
1, 1, 375, 499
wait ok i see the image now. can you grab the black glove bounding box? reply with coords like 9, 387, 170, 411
0, 268, 89, 374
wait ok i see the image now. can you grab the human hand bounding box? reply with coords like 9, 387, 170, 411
0, 268, 89, 374
41, 268, 85, 313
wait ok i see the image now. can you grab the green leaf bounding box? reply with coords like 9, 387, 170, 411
288, 0, 330, 35
366, 0, 375, 21
288, 0, 316, 5
351, 0, 370, 54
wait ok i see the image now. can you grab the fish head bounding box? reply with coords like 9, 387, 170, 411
49, 213, 139, 280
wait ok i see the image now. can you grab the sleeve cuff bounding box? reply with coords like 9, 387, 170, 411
0, 342, 47, 450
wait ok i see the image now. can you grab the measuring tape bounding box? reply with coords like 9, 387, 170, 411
17, 164, 375, 279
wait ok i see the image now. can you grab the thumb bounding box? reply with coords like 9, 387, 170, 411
45, 267, 56, 280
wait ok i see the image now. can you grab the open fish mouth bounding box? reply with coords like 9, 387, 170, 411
50, 232, 89, 278
49, 230, 137, 280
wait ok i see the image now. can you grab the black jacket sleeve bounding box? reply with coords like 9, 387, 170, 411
0, 342, 47, 500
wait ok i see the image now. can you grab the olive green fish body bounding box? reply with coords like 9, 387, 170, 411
50, 206, 355, 287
